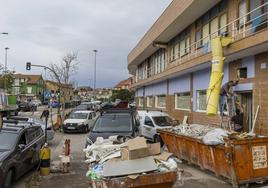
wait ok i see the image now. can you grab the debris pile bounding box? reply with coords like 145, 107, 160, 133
171, 124, 214, 139
165, 123, 257, 145
83, 136, 182, 186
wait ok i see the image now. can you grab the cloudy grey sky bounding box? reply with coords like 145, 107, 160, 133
0, 0, 171, 88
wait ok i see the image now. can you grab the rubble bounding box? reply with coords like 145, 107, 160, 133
83, 136, 182, 187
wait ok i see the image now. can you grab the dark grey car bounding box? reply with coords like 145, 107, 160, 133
85, 109, 139, 147
0, 124, 45, 188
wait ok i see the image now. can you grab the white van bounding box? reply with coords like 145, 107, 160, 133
63, 110, 98, 133
137, 110, 177, 142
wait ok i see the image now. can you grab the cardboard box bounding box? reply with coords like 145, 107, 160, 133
147, 142, 161, 155
122, 137, 149, 160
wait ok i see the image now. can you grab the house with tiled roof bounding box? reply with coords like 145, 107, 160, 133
12, 74, 44, 100
114, 78, 132, 90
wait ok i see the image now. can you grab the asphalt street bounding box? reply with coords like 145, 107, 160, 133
9, 106, 268, 188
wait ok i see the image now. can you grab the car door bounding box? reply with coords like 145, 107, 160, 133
28, 127, 44, 165
142, 116, 155, 140
14, 130, 32, 177
87, 112, 94, 128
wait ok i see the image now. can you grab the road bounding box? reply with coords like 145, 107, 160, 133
10, 106, 268, 188
12, 106, 89, 188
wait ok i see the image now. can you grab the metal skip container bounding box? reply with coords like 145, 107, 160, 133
158, 129, 268, 187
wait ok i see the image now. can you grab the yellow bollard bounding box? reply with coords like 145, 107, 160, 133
40, 144, 51, 176
206, 37, 232, 116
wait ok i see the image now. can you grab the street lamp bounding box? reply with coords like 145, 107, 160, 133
93, 49, 97, 100
4, 47, 10, 90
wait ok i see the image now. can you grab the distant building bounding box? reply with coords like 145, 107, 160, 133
12, 74, 44, 100
45, 80, 74, 104
114, 78, 132, 90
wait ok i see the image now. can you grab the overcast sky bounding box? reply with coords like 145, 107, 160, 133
0, 0, 171, 88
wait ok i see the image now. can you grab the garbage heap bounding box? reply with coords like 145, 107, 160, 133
83, 136, 182, 187
166, 124, 256, 145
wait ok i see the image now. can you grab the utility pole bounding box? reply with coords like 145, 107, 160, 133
93, 50, 98, 100
4, 47, 9, 91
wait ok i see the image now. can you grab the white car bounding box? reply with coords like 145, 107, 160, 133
137, 110, 177, 142
31, 99, 42, 106
63, 110, 98, 133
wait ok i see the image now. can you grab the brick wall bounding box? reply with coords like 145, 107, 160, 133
254, 51, 268, 135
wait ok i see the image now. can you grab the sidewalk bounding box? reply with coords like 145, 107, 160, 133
39, 133, 90, 188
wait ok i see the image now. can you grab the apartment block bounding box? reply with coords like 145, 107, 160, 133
128, 0, 268, 134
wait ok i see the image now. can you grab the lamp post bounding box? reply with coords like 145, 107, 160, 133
4, 47, 9, 91
93, 49, 97, 100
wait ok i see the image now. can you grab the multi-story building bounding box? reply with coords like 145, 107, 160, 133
12, 74, 45, 100
128, 0, 268, 134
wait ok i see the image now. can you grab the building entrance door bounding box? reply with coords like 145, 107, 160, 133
236, 92, 253, 132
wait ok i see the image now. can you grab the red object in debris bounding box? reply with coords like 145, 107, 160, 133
64, 139, 71, 156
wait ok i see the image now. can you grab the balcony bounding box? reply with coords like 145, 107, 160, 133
131, 2, 268, 89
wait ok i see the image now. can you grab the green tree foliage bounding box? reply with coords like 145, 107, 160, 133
0, 70, 14, 93
111, 89, 135, 102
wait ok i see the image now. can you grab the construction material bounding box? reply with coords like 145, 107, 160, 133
125, 137, 149, 160
103, 156, 158, 177
159, 129, 268, 187
206, 37, 233, 116
249, 105, 260, 135
84, 136, 181, 187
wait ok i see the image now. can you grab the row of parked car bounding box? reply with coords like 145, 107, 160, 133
62, 101, 177, 147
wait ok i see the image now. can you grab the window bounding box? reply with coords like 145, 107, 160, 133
197, 90, 207, 111
179, 39, 186, 57
237, 67, 248, 78
138, 97, 144, 107
155, 95, 166, 108
144, 116, 154, 127
202, 23, 210, 45
175, 92, 191, 110
27, 87, 32, 94
147, 96, 153, 107
196, 29, 202, 48
250, 0, 262, 21
239, 0, 247, 26
210, 17, 219, 38
220, 14, 227, 35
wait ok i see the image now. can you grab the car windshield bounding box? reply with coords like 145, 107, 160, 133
152, 116, 172, 127
0, 132, 18, 150
69, 112, 88, 119
93, 114, 132, 132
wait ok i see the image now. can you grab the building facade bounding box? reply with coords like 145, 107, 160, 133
128, 0, 268, 134
45, 80, 74, 104
12, 74, 45, 100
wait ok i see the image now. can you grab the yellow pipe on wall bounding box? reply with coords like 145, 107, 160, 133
206, 37, 232, 116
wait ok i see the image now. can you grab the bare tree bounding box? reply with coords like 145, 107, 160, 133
49, 52, 79, 119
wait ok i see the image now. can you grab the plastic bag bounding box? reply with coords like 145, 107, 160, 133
202, 128, 227, 145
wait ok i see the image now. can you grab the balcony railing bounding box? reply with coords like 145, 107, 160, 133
134, 2, 268, 84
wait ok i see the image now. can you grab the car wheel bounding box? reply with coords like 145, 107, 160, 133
3, 170, 13, 188
84, 125, 89, 133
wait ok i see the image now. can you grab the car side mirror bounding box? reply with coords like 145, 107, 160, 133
18, 144, 26, 151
